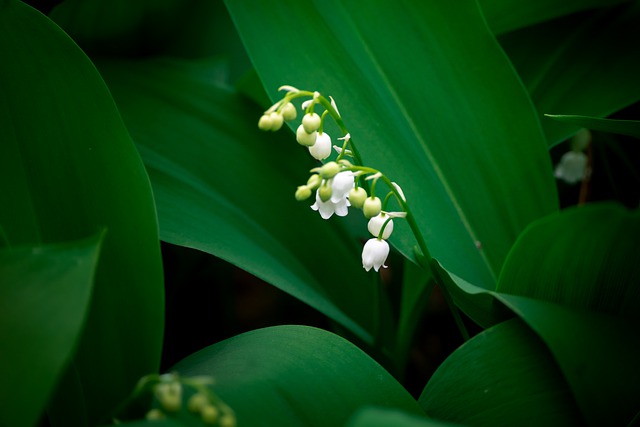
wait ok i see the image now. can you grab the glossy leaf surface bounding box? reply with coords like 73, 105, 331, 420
420, 318, 583, 426
0, 235, 103, 427
173, 325, 424, 427
546, 115, 640, 139
0, 2, 164, 423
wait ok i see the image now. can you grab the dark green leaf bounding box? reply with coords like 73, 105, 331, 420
0, 234, 103, 427
225, 0, 558, 288
479, 0, 628, 35
495, 295, 640, 427
346, 406, 461, 427
500, 3, 640, 146
0, 2, 164, 424
419, 318, 584, 426
172, 325, 424, 427
497, 203, 640, 320
98, 57, 378, 343
545, 115, 640, 139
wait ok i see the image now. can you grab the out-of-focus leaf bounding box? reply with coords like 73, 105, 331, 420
0, 234, 103, 427
546, 115, 640, 139
495, 295, 640, 427
478, 0, 627, 35
0, 2, 164, 424
419, 318, 584, 426
345, 406, 461, 427
98, 57, 379, 343
499, 2, 640, 147
50, 0, 251, 79
497, 203, 640, 320
225, 0, 558, 289
172, 325, 424, 427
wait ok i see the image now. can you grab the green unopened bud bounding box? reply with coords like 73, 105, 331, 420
258, 114, 273, 131
146, 409, 165, 420
295, 185, 312, 201
302, 112, 321, 133
219, 415, 237, 427
296, 125, 317, 146
319, 161, 340, 179
319, 183, 332, 202
201, 405, 220, 424
363, 196, 382, 218
281, 102, 297, 121
188, 392, 209, 413
571, 128, 591, 152
160, 393, 181, 412
269, 112, 283, 131
307, 174, 322, 190
349, 187, 367, 209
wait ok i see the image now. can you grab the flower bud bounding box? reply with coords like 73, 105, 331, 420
363, 197, 382, 218
295, 185, 312, 201
188, 392, 209, 413
258, 114, 273, 131
146, 409, 165, 420
368, 213, 394, 239
269, 112, 283, 131
319, 183, 332, 202
319, 161, 340, 179
281, 102, 297, 121
201, 404, 220, 424
348, 187, 367, 209
307, 174, 322, 190
302, 112, 321, 133
296, 124, 317, 146
309, 132, 332, 160
219, 415, 237, 427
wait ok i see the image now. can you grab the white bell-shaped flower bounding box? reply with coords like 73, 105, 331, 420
330, 171, 355, 203
368, 213, 394, 239
310, 189, 350, 219
555, 151, 588, 184
309, 132, 332, 160
362, 238, 390, 272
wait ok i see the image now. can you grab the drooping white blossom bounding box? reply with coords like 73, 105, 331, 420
555, 151, 588, 184
310, 171, 355, 219
362, 238, 390, 272
368, 213, 394, 240
309, 132, 332, 160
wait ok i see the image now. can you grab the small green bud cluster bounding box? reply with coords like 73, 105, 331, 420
140, 373, 236, 426
258, 102, 297, 132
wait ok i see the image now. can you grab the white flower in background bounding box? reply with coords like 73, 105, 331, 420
309, 132, 332, 160
362, 238, 390, 272
367, 213, 394, 240
555, 151, 588, 184
310, 171, 355, 219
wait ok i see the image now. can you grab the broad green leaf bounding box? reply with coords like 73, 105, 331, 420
51, 0, 251, 79
478, 0, 627, 35
224, 0, 558, 288
346, 406, 460, 427
546, 115, 640, 139
172, 325, 424, 427
0, 234, 103, 427
495, 295, 640, 427
497, 203, 640, 320
499, 2, 640, 146
0, 2, 164, 424
395, 260, 434, 370
419, 318, 584, 426
97, 57, 379, 343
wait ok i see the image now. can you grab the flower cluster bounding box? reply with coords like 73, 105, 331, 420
137, 373, 236, 426
258, 86, 409, 272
